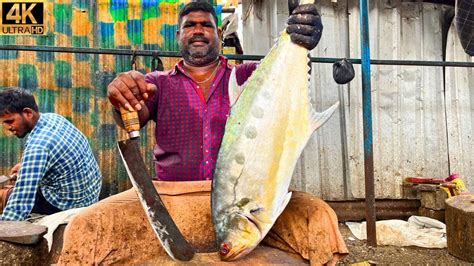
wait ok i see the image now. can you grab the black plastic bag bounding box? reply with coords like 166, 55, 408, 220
333, 58, 355, 84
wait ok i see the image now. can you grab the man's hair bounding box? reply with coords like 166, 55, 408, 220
178, 1, 218, 27
0, 87, 38, 115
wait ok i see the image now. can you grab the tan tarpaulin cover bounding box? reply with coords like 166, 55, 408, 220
58, 181, 347, 265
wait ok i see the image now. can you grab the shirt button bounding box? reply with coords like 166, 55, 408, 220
205, 134, 208, 137
205, 161, 209, 164
204, 109, 207, 112
205, 150, 209, 153
197, 86, 200, 88
206, 178, 210, 180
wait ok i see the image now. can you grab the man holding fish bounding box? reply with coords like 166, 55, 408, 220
59, 1, 348, 264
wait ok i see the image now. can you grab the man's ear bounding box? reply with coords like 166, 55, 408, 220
22, 108, 35, 119
176, 29, 181, 39
217, 27, 223, 49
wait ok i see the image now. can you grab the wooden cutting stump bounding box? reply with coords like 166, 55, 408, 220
0, 221, 50, 265
0, 238, 49, 265
446, 194, 474, 262
145, 246, 308, 265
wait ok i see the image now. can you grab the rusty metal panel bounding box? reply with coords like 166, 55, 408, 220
445, 22, 474, 193
348, 1, 450, 199
0, 0, 225, 197
328, 199, 420, 222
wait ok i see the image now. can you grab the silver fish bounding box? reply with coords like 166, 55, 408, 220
211, 2, 339, 261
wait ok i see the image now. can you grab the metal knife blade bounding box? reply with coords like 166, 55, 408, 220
117, 139, 194, 261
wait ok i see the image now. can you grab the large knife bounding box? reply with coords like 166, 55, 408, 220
117, 107, 194, 261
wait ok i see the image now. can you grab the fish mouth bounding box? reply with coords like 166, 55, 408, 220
218, 214, 262, 261
219, 242, 254, 261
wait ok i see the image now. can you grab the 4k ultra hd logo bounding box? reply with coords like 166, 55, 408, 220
1, 1, 45, 35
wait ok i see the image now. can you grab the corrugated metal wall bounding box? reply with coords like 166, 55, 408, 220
0, 0, 225, 198
445, 22, 474, 192
243, 0, 472, 200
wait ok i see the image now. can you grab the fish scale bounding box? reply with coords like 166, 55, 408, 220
211, 0, 338, 261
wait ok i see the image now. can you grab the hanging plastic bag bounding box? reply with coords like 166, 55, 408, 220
333, 58, 355, 84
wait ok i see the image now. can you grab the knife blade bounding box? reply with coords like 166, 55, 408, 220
118, 138, 194, 261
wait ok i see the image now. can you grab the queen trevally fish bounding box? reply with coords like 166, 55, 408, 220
211, 1, 339, 261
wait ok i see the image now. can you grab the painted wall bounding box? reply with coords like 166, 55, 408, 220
0, 0, 224, 198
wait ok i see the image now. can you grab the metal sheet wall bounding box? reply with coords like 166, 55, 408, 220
348, 1, 451, 199
243, 0, 471, 200
0, 0, 224, 198
445, 22, 474, 192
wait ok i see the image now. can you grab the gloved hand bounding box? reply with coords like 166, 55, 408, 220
286, 4, 323, 50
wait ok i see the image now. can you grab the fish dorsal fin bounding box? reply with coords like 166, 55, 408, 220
310, 102, 340, 132
276, 192, 292, 217
228, 67, 244, 107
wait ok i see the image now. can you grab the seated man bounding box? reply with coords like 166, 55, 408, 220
0, 87, 102, 221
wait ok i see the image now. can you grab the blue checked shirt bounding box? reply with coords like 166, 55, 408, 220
1, 113, 102, 221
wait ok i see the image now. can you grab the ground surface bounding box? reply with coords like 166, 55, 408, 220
1, 223, 472, 265
338, 224, 471, 265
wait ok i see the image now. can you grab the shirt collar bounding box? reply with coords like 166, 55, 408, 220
26, 113, 44, 145
171, 55, 232, 76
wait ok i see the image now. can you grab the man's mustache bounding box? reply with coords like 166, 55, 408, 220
188, 36, 209, 44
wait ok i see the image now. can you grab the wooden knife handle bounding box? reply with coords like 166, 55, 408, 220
119, 106, 140, 138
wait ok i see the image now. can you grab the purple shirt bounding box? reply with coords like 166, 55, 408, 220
145, 56, 257, 181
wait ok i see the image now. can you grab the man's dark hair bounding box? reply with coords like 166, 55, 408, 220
0, 87, 38, 115
178, 1, 218, 27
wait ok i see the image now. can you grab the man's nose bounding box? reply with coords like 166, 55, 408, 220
193, 24, 204, 33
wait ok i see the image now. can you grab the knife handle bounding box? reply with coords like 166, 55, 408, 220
120, 106, 140, 139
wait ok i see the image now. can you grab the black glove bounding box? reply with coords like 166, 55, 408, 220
286, 4, 323, 51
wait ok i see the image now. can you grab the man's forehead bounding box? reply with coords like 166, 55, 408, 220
181, 11, 215, 24
0, 112, 19, 121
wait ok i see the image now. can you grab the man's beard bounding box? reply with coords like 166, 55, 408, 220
180, 38, 220, 66
16, 115, 32, 138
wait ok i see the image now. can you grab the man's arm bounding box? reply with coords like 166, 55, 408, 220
0, 146, 48, 221
9, 163, 20, 176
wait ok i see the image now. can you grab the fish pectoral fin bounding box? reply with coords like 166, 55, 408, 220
310, 101, 340, 132
228, 67, 245, 107
276, 192, 293, 217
